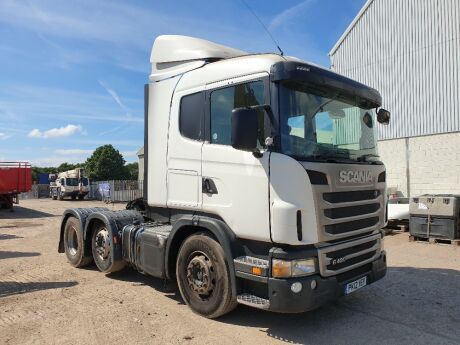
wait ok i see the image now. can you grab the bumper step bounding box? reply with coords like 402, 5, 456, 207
233, 256, 269, 276
237, 293, 270, 310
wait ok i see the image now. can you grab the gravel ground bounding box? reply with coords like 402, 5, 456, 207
0, 199, 459, 345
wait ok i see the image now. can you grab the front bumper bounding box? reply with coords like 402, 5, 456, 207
267, 252, 386, 313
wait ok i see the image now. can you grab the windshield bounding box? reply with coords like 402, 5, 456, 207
66, 178, 88, 186
279, 81, 379, 162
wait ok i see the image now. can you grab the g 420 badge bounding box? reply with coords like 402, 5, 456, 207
331, 256, 347, 266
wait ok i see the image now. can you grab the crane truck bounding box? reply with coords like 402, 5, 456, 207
50, 168, 89, 200
58, 35, 390, 318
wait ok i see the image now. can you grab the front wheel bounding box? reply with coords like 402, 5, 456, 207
176, 233, 237, 318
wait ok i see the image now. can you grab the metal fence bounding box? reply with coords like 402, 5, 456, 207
89, 180, 143, 202
19, 184, 49, 200
20, 180, 143, 203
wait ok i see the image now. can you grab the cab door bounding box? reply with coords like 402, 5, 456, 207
201, 73, 271, 242
166, 89, 205, 209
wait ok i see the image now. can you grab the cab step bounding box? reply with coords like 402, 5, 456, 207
237, 293, 270, 310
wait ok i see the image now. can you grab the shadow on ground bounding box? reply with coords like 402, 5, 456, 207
0, 251, 41, 260
107, 268, 184, 305
0, 234, 24, 240
0, 281, 78, 298
214, 266, 460, 345
0, 206, 55, 219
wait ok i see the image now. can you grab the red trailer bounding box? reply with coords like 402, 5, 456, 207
0, 162, 32, 211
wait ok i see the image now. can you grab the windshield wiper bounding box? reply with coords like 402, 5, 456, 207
355, 154, 383, 164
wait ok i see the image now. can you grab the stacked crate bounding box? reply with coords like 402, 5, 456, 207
409, 195, 460, 242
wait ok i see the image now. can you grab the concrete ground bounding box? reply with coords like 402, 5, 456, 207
0, 199, 459, 345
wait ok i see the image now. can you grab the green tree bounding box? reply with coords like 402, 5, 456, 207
84, 145, 127, 181
31, 166, 55, 182
56, 162, 83, 172
125, 162, 139, 180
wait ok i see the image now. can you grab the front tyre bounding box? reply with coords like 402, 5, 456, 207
176, 233, 237, 318
91, 223, 125, 273
63, 217, 92, 267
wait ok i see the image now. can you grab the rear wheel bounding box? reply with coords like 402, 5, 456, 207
63, 217, 92, 267
91, 223, 125, 273
176, 233, 237, 318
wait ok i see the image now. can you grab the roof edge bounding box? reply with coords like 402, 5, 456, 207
328, 0, 374, 56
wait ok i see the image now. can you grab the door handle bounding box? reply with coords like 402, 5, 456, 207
202, 178, 218, 194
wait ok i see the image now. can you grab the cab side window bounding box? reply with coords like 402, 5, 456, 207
210, 81, 265, 146
179, 92, 204, 141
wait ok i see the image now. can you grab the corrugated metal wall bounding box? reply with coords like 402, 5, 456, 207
329, 0, 460, 140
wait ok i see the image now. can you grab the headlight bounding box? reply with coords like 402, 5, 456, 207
272, 258, 316, 278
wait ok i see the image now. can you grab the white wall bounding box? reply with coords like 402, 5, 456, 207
378, 132, 460, 197
378, 138, 407, 196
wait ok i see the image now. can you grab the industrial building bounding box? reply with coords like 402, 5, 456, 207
137, 146, 144, 181
329, 0, 460, 198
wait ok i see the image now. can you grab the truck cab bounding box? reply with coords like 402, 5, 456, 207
58, 35, 388, 318
50, 168, 90, 200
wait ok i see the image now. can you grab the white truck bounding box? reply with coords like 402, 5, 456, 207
58, 35, 390, 318
50, 168, 90, 200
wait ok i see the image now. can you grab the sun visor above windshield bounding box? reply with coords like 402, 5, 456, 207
270, 61, 382, 108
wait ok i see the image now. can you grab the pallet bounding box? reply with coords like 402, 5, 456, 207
409, 235, 460, 246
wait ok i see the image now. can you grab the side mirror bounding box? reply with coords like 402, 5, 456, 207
231, 107, 259, 152
377, 108, 390, 125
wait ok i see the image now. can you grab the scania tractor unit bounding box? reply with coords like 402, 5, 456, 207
50, 168, 89, 200
58, 35, 390, 318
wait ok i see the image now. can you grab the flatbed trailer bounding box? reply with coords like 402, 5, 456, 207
0, 162, 32, 211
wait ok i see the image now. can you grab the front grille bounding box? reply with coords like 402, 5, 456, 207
324, 203, 380, 219
323, 190, 380, 203
325, 217, 379, 234
327, 239, 377, 257
318, 234, 381, 277
320, 189, 382, 239
326, 250, 376, 270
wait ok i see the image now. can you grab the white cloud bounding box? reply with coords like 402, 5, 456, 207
269, 0, 312, 31
28, 124, 83, 139
0, 132, 13, 140
55, 149, 93, 155
122, 150, 138, 158
98, 80, 132, 118
29, 156, 84, 167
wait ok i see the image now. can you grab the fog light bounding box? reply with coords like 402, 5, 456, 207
310, 279, 317, 290
291, 282, 303, 293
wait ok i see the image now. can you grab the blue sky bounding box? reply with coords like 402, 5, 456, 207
0, 0, 365, 167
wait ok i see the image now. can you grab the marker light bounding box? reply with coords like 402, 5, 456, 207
291, 282, 303, 293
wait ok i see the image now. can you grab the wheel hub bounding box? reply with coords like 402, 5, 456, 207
186, 254, 215, 296
67, 226, 78, 256
95, 228, 110, 260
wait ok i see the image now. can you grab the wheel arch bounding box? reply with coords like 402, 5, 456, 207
58, 207, 109, 253
84, 210, 144, 268
165, 215, 240, 297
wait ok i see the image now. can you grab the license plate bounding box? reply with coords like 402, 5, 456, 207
344, 276, 367, 295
